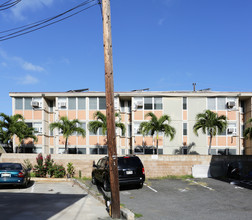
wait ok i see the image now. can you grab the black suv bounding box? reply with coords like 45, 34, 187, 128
92, 155, 145, 191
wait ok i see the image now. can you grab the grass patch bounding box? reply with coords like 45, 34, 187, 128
120, 203, 126, 208
148, 175, 193, 180
135, 213, 143, 218
30, 172, 36, 177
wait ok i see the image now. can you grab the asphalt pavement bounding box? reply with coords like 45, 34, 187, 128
0, 180, 112, 220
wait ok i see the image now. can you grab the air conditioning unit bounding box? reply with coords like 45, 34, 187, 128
227, 127, 236, 134
34, 127, 42, 133
136, 101, 143, 106
31, 101, 39, 108
227, 101, 235, 108
59, 102, 66, 108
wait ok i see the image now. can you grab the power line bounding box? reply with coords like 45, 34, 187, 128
0, 0, 21, 11
0, 0, 99, 41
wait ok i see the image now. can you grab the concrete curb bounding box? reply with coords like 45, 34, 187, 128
73, 179, 135, 220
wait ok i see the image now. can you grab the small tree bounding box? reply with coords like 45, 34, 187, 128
193, 110, 227, 155
88, 111, 126, 136
244, 118, 252, 140
0, 113, 37, 152
139, 112, 176, 155
50, 116, 86, 153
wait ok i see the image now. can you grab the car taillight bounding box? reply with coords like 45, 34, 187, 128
124, 156, 130, 158
18, 172, 24, 178
142, 168, 145, 174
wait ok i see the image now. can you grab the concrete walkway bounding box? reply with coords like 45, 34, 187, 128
49, 193, 112, 220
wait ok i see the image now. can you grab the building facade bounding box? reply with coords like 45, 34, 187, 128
9, 90, 252, 155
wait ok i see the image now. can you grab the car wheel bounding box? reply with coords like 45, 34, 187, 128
91, 175, 97, 185
138, 182, 143, 189
103, 179, 110, 192
22, 180, 28, 188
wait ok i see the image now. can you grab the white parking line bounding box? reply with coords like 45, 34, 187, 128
144, 183, 158, 193
187, 179, 214, 191
31, 182, 35, 193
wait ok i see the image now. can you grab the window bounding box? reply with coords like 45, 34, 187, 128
58, 97, 67, 109
24, 98, 32, 110
78, 97, 86, 110
143, 97, 162, 110
154, 97, 162, 110
128, 101, 132, 112
15, 98, 23, 110
183, 123, 187, 135
144, 97, 152, 110
68, 97, 76, 110
99, 97, 106, 110
120, 100, 125, 112
183, 97, 187, 110
89, 97, 97, 110
134, 97, 143, 110
208, 98, 216, 110
49, 128, 53, 136
33, 122, 42, 134
217, 98, 226, 110
49, 101, 54, 112
134, 122, 141, 135
128, 124, 132, 137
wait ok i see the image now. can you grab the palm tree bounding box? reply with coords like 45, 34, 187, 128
88, 111, 126, 136
0, 113, 37, 152
244, 118, 252, 140
193, 110, 227, 155
139, 112, 176, 155
50, 116, 86, 153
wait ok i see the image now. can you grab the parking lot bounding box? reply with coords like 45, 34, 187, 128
0, 180, 110, 220
86, 177, 252, 220
120, 178, 252, 220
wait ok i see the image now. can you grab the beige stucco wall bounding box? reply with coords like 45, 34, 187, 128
1, 154, 251, 178
188, 97, 207, 154
163, 97, 182, 154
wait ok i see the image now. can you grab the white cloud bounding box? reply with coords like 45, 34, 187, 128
10, 0, 55, 20
22, 62, 44, 72
1, 62, 7, 67
16, 74, 39, 85
0, 49, 45, 72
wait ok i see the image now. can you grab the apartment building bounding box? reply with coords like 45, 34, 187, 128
9, 90, 252, 155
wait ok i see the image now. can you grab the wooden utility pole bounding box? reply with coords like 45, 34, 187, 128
102, 0, 120, 218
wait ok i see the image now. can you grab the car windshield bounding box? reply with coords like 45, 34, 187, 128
118, 157, 142, 167
0, 163, 22, 170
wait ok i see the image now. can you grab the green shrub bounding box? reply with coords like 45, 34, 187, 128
23, 159, 33, 170
53, 164, 66, 178
67, 162, 75, 178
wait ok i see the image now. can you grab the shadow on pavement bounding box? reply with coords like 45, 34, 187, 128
210, 155, 252, 190
0, 183, 86, 220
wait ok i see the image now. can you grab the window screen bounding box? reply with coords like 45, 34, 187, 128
154, 97, 162, 110
68, 97, 76, 110
78, 97, 86, 110
144, 97, 152, 110
89, 97, 97, 110
183, 97, 187, 110
208, 98, 216, 110
15, 98, 23, 110
24, 98, 32, 110
99, 97, 106, 110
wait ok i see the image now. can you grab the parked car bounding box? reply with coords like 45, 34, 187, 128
0, 163, 31, 188
92, 155, 145, 191
227, 161, 252, 180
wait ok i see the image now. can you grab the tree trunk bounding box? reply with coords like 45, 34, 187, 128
65, 137, 68, 154
156, 133, 159, 155
208, 134, 212, 155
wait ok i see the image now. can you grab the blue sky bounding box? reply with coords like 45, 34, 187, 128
0, 0, 251, 116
